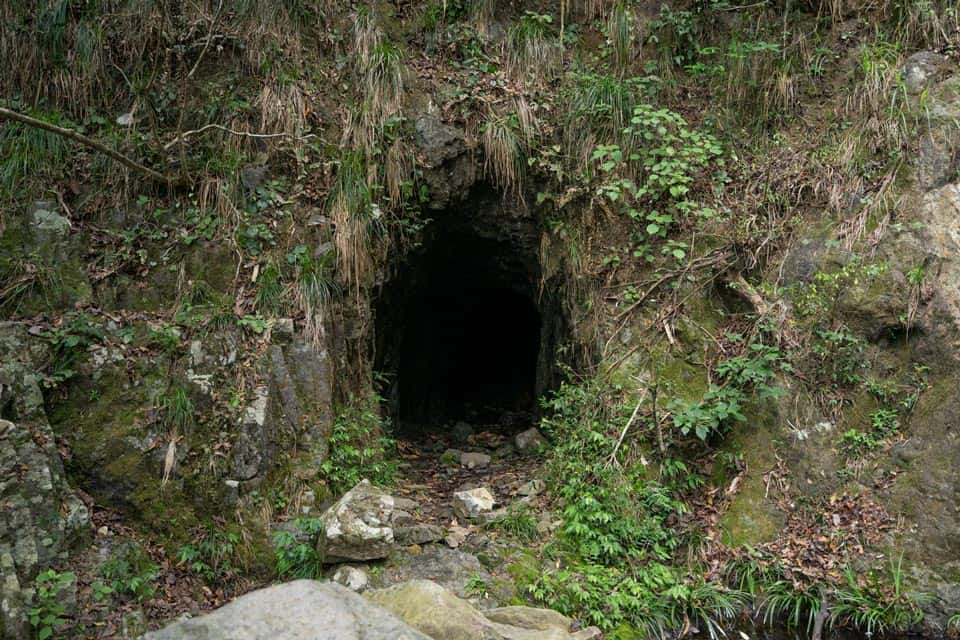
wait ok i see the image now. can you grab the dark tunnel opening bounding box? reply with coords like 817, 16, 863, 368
374, 190, 563, 437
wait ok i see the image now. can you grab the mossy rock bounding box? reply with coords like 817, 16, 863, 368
719, 409, 784, 547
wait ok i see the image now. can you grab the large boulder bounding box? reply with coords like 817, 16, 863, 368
365, 580, 599, 640
372, 546, 492, 599
319, 480, 396, 562
0, 324, 89, 638
143, 580, 430, 640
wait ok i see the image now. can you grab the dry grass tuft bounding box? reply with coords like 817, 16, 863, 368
505, 11, 561, 82
481, 107, 531, 199
328, 152, 382, 293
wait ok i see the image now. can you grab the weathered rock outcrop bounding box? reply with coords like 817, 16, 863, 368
0, 323, 89, 638
414, 114, 477, 210
319, 480, 396, 562
231, 332, 334, 491
143, 580, 431, 640
722, 61, 960, 627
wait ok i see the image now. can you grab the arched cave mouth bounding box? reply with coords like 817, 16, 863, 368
374, 187, 564, 438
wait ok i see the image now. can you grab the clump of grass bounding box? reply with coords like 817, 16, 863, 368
563, 72, 645, 170
0, 256, 63, 313
327, 151, 381, 292
665, 580, 752, 640
255, 260, 285, 314
505, 11, 559, 81
293, 247, 340, 344
830, 557, 927, 636
256, 82, 308, 153
384, 135, 414, 207
481, 111, 525, 198
347, 10, 405, 151
607, 2, 637, 74
887, 0, 959, 50
160, 385, 195, 437
484, 504, 539, 542
761, 579, 824, 634
719, 39, 797, 128
0, 118, 70, 201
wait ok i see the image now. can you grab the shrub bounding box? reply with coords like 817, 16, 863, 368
273, 517, 324, 579
177, 526, 241, 584
320, 394, 397, 495
96, 543, 159, 602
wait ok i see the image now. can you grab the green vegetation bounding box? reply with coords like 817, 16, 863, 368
95, 543, 159, 602
725, 551, 927, 637
671, 341, 788, 442
273, 517, 324, 579
830, 558, 926, 636
3, 0, 956, 635
531, 374, 748, 635
29, 570, 75, 640
320, 394, 398, 495
176, 526, 242, 585
484, 504, 539, 542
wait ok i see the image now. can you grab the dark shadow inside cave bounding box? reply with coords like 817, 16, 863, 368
374, 187, 564, 437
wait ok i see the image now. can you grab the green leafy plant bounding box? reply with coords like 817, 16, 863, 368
671, 342, 787, 442
177, 526, 241, 584
812, 327, 866, 387
40, 312, 105, 384
29, 570, 75, 640
97, 543, 159, 602
320, 394, 398, 495
273, 517, 324, 579
590, 103, 723, 261
465, 574, 490, 598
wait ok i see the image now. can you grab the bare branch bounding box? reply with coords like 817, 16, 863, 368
0, 107, 178, 186
163, 124, 316, 151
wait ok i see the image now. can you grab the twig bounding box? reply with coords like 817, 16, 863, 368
187, 0, 224, 80
163, 124, 316, 150
608, 387, 648, 466
0, 107, 177, 186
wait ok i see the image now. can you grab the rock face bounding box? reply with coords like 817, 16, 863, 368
453, 488, 496, 519
0, 324, 89, 638
366, 580, 600, 640
232, 335, 334, 489
722, 67, 960, 629
319, 480, 396, 562
413, 114, 476, 210
143, 580, 431, 640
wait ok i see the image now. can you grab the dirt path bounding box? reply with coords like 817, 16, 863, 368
393, 423, 544, 527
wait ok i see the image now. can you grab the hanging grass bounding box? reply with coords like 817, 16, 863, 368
327, 151, 382, 292
505, 11, 560, 81
481, 111, 524, 197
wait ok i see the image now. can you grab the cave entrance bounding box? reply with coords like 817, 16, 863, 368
374, 188, 563, 437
